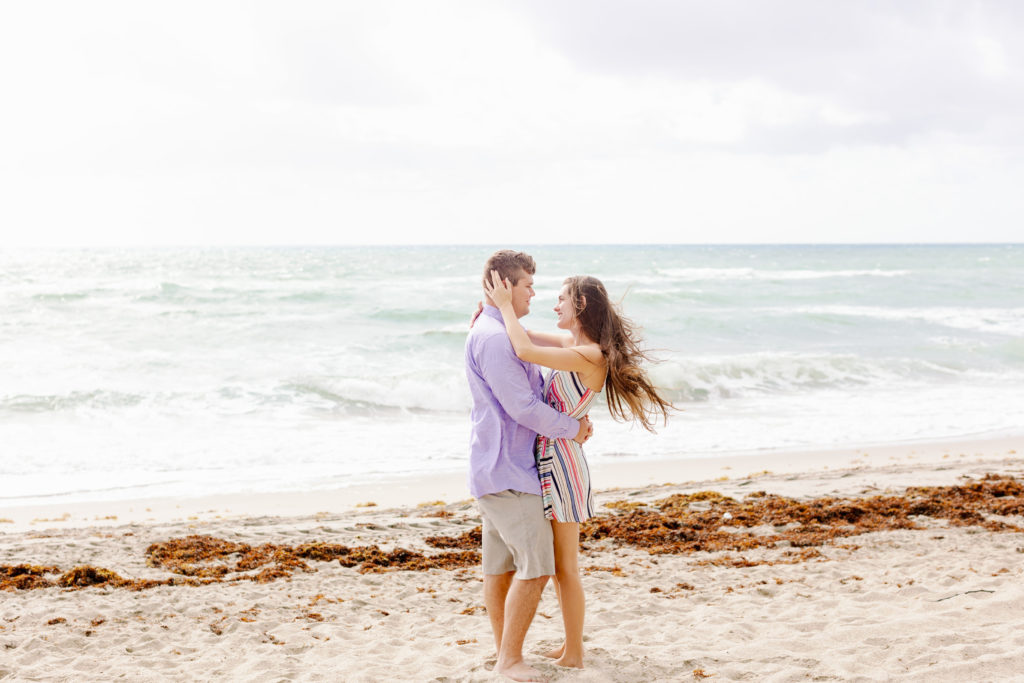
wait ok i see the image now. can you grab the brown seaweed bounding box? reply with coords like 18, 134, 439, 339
0, 564, 60, 591
424, 526, 482, 550
579, 474, 1024, 558
4, 475, 1021, 592
57, 566, 129, 588
144, 534, 479, 578
4, 532, 480, 592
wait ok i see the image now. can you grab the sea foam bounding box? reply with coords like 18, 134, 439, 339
1, 244, 1021, 504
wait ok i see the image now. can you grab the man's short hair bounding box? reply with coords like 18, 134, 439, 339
482, 250, 536, 289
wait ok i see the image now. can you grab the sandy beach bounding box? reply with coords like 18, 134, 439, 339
2, 435, 1023, 682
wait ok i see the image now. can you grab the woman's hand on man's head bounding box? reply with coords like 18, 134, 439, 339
484, 270, 514, 308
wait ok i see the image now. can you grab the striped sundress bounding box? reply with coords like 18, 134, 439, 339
535, 370, 598, 522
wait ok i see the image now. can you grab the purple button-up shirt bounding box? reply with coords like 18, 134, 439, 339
465, 305, 579, 499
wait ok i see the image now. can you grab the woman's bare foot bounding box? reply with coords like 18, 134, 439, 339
541, 643, 582, 668
553, 655, 584, 669
540, 644, 564, 660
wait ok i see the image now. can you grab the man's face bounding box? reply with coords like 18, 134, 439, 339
509, 269, 535, 319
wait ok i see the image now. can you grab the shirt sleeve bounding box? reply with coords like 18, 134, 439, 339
477, 332, 580, 440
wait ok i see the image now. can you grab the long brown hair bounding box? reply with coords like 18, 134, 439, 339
565, 276, 673, 432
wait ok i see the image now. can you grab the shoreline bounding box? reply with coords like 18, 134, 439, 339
3, 433, 1019, 534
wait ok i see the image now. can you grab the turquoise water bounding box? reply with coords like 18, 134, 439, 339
1, 244, 1022, 504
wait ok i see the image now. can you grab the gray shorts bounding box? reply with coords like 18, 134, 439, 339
477, 490, 555, 580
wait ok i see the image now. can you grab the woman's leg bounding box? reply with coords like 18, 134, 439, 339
541, 577, 565, 659
551, 521, 585, 668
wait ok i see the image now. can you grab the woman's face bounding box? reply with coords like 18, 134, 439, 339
553, 284, 575, 330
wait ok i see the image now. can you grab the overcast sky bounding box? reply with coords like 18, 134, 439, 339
2, 1, 1022, 247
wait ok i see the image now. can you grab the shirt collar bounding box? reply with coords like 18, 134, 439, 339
481, 304, 504, 322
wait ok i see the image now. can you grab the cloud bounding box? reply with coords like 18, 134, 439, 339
0, 1, 1022, 246
517, 0, 1024, 150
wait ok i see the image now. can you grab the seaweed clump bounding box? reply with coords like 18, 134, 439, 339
57, 566, 130, 588
3, 535, 479, 593
1, 564, 60, 591
425, 526, 482, 550
292, 542, 478, 572
1, 563, 176, 592
580, 474, 1024, 558
146, 536, 314, 583
145, 536, 479, 579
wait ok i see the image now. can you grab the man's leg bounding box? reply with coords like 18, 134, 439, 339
477, 490, 555, 681
479, 495, 516, 658
496, 575, 549, 682
483, 571, 514, 655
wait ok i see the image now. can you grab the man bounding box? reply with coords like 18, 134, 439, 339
465, 249, 592, 682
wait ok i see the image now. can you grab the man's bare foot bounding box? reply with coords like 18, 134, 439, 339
540, 644, 563, 660
553, 655, 584, 669
495, 659, 547, 682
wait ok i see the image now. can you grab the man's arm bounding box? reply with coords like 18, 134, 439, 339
477, 333, 582, 441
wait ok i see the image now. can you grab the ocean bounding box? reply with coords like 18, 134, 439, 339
1, 244, 1022, 506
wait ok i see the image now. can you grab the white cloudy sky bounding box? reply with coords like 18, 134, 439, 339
2, 1, 1022, 246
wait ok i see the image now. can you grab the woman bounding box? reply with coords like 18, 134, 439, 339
484, 270, 672, 669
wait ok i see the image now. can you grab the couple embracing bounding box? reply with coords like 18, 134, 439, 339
465, 249, 671, 681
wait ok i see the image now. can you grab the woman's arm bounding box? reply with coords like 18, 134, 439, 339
527, 329, 574, 348
486, 271, 601, 373
475, 302, 570, 348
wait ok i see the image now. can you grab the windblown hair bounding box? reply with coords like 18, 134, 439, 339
565, 276, 673, 432
482, 250, 535, 289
